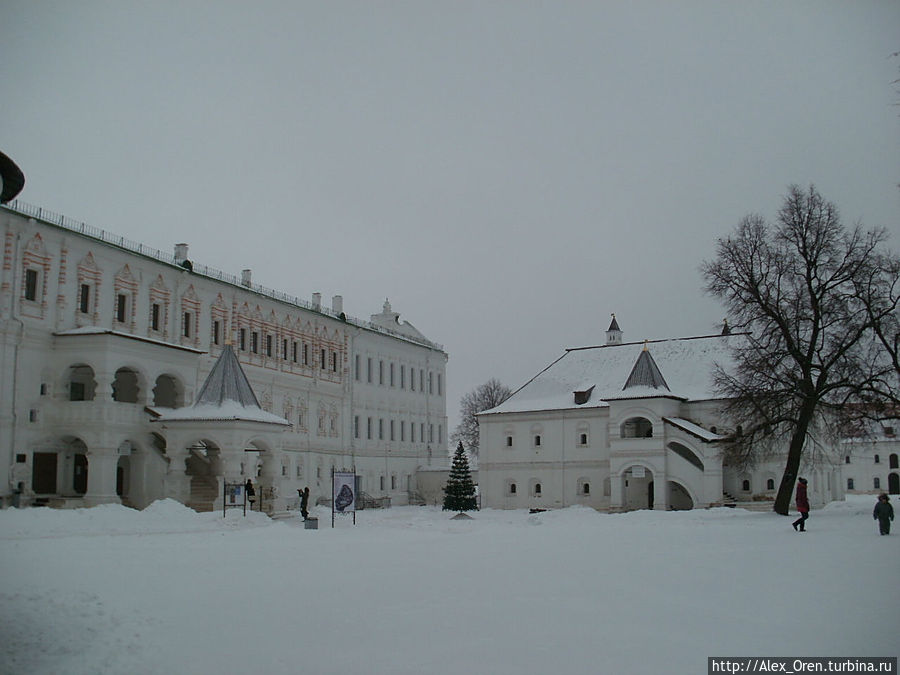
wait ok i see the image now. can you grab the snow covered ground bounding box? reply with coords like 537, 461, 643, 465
1, 495, 897, 675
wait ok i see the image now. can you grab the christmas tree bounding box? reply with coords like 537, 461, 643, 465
443, 441, 478, 512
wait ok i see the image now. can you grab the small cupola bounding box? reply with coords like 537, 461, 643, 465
606, 313, 622, 345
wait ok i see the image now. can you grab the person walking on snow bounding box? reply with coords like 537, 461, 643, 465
873, 494, 894, 535
792, 477, 809, 532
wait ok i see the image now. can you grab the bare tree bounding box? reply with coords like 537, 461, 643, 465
701, 184, 895, 515
451, 378, 512, 458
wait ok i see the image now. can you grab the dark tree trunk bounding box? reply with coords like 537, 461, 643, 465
773, 406, 814, 515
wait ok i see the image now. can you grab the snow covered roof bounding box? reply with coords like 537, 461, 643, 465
54, 327, 205, 353
480, 334, 741, 416
663, 417, 727, 443
153, 344, 289, 426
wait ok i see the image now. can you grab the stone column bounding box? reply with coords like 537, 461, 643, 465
164, 447, 191, 504
213, 450, 245, 512
83, 448, 122, 506
259, 450, 285, 514
653, 473, 669, 511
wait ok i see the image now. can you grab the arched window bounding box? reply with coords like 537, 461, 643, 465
890, 454, 898, 470
509, 482, 517, 495
583, 482, 590, 495
874, 477, 881, 490
579, 433, 588, 446
847, 478, 855, 490
534, 483, 542, 496
112, 368, 140, 403
621, 417, 653, 438
766, 478, 775, 490
534, 435, 542, 447
874, 455, 880, 464
742, 479, 751, 492
153, 374, 182, 408
845, 456, 851, 464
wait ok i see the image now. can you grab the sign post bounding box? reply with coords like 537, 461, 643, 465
332, 467, 357, 527
223, 481, 247, 517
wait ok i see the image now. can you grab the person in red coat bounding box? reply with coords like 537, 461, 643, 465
792, 477, 809, 532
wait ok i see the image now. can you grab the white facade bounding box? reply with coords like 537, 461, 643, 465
841, 427, 900, 496
479, 323, 843, 512
1, 201, 447, 512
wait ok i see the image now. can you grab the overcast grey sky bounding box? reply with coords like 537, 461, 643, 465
2, 1, 899, 436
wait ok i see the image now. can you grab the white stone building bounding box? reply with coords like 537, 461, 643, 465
841, 425, 900, 496
1, 200, 448, 513
478, 317, 843, 511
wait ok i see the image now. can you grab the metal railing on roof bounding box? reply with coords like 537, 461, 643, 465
2, 200, 444, 352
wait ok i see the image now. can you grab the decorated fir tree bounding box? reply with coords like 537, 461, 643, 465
443, 441, 478, 512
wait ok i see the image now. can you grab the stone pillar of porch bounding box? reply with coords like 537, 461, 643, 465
213, 450, 246, 512
164, 448, 191, 504
653, 474, 669, 511
83, 448, 122, 506
258, 451, 285, 514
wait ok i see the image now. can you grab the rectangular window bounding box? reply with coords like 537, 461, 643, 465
266, 334, 273, 357
282, 338, 288, 360
239, 328, 247, 351
367, 357, 373, 383
332, 352, 338, 372
24, 269, 38, 301
116, 294, 127, 323
401, 420, 406, 442
438, 374, 442, 396
379, 360, 384, 385
420, 423, 425, 443
79, 284, 90, 314
420, 370, 424, 392
213, 320, 221, 345
183, 312, 192, 338
303, 343, 309, 365
390, 419, 395, 442
320, 348, 326, 369
379, 418, 384, 440
367, 417, 372, 440
151, 304, 161, 331
251, 332, 258, 354
428, 372, 433, 394
354, 416, 359, 439
400, 365, 406, 389
355, 355, 361, 381
391, 475, 396, 490
292, 341, 298, 363
429, 424, 434, 443
410, 368, 415, 391
438, 425, 442, 444
390, 363, 395, 387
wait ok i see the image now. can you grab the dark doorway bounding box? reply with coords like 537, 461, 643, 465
32, 453, 57, 494
648, 480, 654, 510
889, 473, 899, 495
74, 454, 88, 494
116, 465, 124, 496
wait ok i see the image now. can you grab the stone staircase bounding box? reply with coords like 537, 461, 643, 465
188, 475, 218, 513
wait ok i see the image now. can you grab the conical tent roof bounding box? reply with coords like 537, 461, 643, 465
194, 343, 261, 408
152, 344, 288, 425
623, 347, 669, 391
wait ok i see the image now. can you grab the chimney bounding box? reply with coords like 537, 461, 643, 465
312, 292, 321, 310
332, 295, 343, 315
174, 243, 189, 266
241, 269, 252, 287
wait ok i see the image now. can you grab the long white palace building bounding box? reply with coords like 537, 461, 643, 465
1, 200, 448, 513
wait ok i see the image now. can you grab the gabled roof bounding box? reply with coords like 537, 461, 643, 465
153, 344, 289, 426
607, 315, 621, 332
480, 333, 742, 416
623, 347, 669, 391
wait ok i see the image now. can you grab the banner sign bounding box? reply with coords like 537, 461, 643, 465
333, 472, 356, 513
